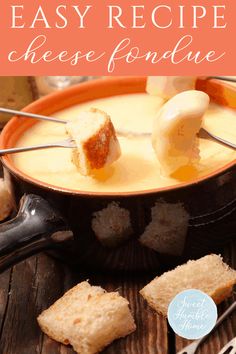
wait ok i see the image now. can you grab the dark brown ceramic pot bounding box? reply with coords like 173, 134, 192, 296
0, 77, 235, 273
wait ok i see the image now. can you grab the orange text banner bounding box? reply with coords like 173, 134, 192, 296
0, 0, 235, 75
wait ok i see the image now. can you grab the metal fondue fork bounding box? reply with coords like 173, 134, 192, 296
0, 138, 76, 156
0, 107, 235, 155
177, 301, 236, 354
0, 107, 68, 124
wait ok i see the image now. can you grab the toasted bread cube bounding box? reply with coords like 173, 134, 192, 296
37, 281, 136, 354
140, 255, 236, 317
146, 76, 197, 100
66, 108, 121, 176
0, 179, 12, 221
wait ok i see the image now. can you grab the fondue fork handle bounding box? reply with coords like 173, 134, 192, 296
0, 194, 73, 273
0, 107, 67, 124
209, 76, 236, 83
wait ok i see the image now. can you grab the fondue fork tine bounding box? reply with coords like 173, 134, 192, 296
0, 108, 159, 138
0, 107, 151, 138
0, 108, 236, 149
0, 138, 76, 156
199, 128, 236, 149
209, 76, 236, 83
2, 127, 234, 158
0, 107, 67, 124
1, 76, 236, 123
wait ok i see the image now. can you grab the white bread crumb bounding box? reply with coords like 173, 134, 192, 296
38, 281, 136, 354
0, 178, 12, 221
139, 201, 189, 256
92, 202, 133, 248
66, 108, 121, 176
140, 255, 236, 317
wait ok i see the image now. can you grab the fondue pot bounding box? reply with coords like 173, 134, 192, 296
0, 77, 235, 272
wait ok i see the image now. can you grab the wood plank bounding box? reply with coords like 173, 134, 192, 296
0, 269, 11, 335
0, 253, 71, 354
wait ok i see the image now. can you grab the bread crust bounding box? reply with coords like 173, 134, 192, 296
37, 281, 136, 354
67, 108, 121, 175
84, 111, 119, 170
140, 255, 236, 317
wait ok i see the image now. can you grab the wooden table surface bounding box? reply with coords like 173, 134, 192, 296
0, 80, 235, 354
0, 240, 235, 354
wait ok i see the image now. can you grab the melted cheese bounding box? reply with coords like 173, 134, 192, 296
13, 93, 236, 193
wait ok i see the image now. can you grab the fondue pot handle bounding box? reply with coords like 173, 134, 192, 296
0, 194, 73, 272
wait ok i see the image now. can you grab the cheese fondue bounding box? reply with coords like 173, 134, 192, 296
13, 93, 236, 193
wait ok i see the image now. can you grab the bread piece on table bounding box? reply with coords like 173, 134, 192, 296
139, 201, 189, 256
0, 77, 36, 127
0, 178, 12, 221
92, 202, 133, 248
146, 76, 197, 100
66, 108, 121, 176
37, 281, 136, 354
140, 254, 236, 317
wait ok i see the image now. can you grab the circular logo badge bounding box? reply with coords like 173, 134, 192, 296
167, 289, 217, 340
